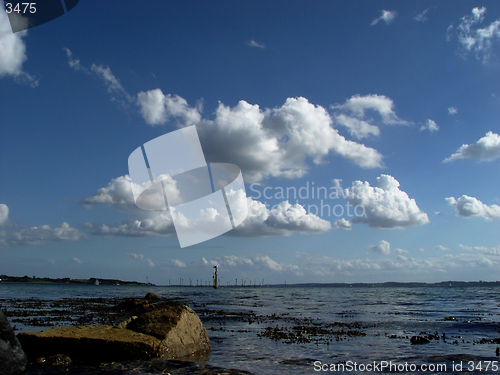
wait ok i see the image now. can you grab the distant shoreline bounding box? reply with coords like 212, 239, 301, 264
1, 275, 499, 288
0, 275, 150, 286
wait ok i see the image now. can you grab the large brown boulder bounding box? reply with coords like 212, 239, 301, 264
17, 325, 160, 363
17, 304, 210, 363
0, 309, 27, 375
126, 305, 210, 359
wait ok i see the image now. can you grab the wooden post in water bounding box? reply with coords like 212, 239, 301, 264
213, 266, 219, 289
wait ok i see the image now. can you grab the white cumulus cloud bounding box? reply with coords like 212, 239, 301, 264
82, 175, 182, 214
435, 245, 449, 251
370, 240, 391, 255
232, 199, 331, 237
88, 211, 176, 237
0, 204, 9, 226
446, 195, 500, 221
459, 244, 500, 256
0, 10, 37, 86
344, 174, 430, 229
127, 253, 145, 261
334, 218, 352, 230
443, 132, 500, 162
1, 222, 87, 246
333, 94, 409, 125
448, 107, 458, 115
136, 88, 202, 126
202, 254, 298, 273
82, 176, 331, 238
136, 94, 384, 181
168, 259, 185, 268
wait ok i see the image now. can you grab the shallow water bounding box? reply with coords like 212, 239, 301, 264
1, 283, 500, 374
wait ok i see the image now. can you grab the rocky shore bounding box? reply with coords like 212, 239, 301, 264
17, 303, 210, 363
1, 294, 217, 374
2, 289, 500, 375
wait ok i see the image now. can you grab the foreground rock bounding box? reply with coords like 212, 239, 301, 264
127, 305, 210, 359
0, 309, 27, 375
17, 305, 210, 363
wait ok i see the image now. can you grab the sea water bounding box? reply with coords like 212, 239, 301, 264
1, 283, 499, 374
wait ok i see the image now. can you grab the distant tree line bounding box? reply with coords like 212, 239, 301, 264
0, 275, 148, 285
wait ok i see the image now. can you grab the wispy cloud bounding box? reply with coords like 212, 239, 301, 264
332, 94, 409, 139
90, 64, 133, 105
167, 259, 186, 268
64, 48, 134, 107
420, 119, 439, 132
414, 7, 434, 22
247, 39, 265, 49
63, 48, 88, 73
371, 10, 397, 26
126, 253, 155, 267
459, 244, 500, 255
447, 7, 500, 63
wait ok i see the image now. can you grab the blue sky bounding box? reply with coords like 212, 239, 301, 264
1, 1, 500, 285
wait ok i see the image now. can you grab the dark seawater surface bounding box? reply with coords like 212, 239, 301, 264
1, 283, 500, 374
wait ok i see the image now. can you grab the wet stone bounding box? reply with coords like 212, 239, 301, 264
36, 354, 72, 366
410, 335, 430, 345
0, 309, 27, 375
144, 292, 162, 301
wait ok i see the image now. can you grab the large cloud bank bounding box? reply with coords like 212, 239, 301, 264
82, 175, 331, 238
136, 90, 384, 182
